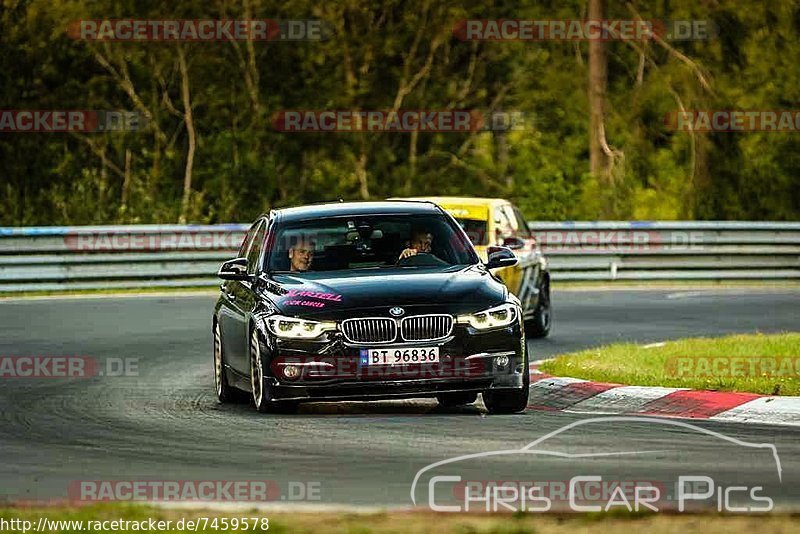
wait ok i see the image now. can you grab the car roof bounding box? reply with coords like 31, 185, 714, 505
393, 196, 509, 207
268, 200, 442, 223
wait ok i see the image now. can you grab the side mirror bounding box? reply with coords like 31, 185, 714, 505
485, 246, 518, 270
502, 236, 525, 250
218, 257, 250, 281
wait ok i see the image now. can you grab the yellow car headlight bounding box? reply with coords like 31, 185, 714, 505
456, 303, 519, 330
265, 315, 338, 339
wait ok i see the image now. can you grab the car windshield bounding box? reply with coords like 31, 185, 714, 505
267, 214, 477, 273
454, 218, 489, 246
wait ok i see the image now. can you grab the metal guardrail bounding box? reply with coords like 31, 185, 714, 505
0, 224, 246, 292
0, 221, 798, 292
531, 221, 800, 281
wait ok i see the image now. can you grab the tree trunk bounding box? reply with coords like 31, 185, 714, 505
121, 148, 131, 209
178, 47, 196, 224
405, 129, 418, 195
588, 0, 610, 193
356, 149, 370, 199
493, 109, 510, 189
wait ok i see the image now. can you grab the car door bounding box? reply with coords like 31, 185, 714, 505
218, 221, 256, 369
491, 205, 523, 292
508, 204, 541, 314
219, 219, 266, 374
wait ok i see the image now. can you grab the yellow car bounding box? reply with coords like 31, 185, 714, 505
394, 197, 551, 337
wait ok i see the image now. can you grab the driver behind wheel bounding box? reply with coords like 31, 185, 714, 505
398, 228, 433, 261
289, 237, 315, 272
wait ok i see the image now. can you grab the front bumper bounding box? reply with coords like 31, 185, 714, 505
260, 322, 526, 402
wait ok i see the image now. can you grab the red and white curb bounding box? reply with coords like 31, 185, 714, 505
528, 364, 800, 427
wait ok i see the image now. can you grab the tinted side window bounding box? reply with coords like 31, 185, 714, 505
455, 218, 489, 246
246, 221, 267, 274
494, 207, 515, 243
237, 222, 259, 257
512, 206, 531, 238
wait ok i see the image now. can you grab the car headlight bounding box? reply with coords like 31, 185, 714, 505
456, 303, 519, 330
265, 315, 337, 339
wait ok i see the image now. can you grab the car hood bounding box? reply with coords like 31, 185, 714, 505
260, 265, 506, 319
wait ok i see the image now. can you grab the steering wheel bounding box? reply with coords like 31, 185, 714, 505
396, 252, 448, 267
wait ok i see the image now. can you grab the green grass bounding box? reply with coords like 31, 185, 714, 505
540, 332, 800, 396
1, 504, 798, 533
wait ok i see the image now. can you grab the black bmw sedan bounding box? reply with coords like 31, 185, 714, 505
212, 201, 529, 414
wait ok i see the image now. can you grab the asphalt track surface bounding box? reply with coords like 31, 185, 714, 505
1, 288, 799, 509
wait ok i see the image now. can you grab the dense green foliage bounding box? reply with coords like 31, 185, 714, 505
1, 0, 798, 225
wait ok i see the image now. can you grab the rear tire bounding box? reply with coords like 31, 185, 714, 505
249, 328, 298, 414
436, 392, 478, 407
526, 279, 551, 338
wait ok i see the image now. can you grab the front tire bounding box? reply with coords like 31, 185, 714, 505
436, 392, 478, 407
482, 386, 529, 414
482, 351, 530, 414
249, 328, 297, 414
526, 279, 551, 338
213, 321, 234, 403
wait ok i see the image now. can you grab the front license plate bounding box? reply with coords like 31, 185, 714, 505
359, 347, 440, 366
